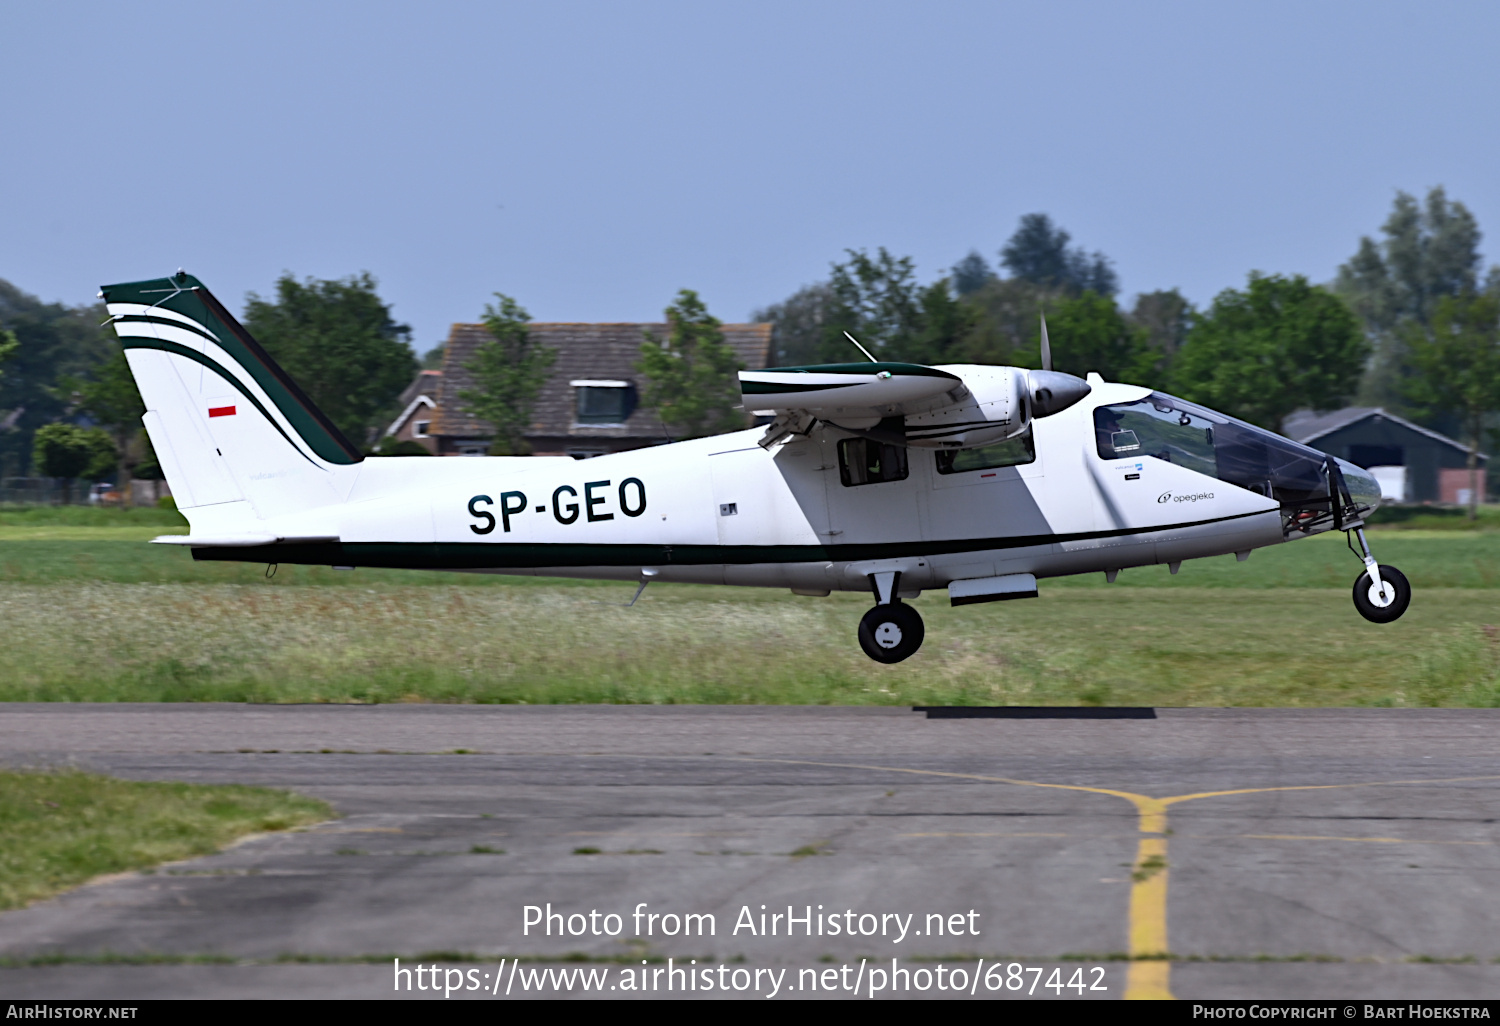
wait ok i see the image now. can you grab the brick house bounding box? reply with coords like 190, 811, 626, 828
382, 369, 443, 454
420, 322, 772, 457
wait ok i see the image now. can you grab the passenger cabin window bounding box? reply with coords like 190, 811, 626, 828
935, 433, 1035, 475
574, 382, 633, 425
838, 437, 908, 486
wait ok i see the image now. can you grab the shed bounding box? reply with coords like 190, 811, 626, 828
1283, 407, 1486, 504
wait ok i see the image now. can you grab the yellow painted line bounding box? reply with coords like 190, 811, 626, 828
725, 756, 1500, 1003
1126, 961, 1172, 1000
1124, 834, 1171, 999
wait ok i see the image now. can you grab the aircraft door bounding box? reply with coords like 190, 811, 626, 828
709, 443, 831, 546
821, 429, 922, 545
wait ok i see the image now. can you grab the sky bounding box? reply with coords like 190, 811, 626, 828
4, 1, 1499, 353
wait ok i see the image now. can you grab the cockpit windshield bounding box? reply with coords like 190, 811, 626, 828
1094, 392, 1371, 534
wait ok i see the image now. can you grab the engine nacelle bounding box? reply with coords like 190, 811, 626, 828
742, 362, 1093, 451
903, 365, 1091, 449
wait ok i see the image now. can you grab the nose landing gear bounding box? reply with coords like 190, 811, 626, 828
1349, 527, 1411, 624
858, 571, 925, 663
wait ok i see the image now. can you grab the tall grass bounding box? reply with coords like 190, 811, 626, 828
3, 583, 1498, 707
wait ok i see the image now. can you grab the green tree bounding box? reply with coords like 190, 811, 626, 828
825, 248, 924, 361
1046, 291, 1152, 382
1127, 288, 1194, 383
909, 278, 976, 366
751, 282, 833, 366
0, 279, 113, 480
457, 294, 555, 456
999, 213, 1118, 297
951, 251, 995, 297
1172, 273, 1368, 434
242, 273, 416, 446
64, 351, 146, 505
639, 290, 744, 439
32, 423, 116, 503
0, 329, 17, 375
1335, 187, 1493, 409
952, 276, 1061, 367
1404, 292, 1500, 519
821, 248, 971, 364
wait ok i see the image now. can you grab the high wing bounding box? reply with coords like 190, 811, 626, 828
741, 362, 1092, 450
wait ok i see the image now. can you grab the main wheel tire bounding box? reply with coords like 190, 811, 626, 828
1352, 564, 1411, 624
858, 603, 925, 663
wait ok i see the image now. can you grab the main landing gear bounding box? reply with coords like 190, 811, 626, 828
1348, 526, 1411, 624
858, 571, 925, 663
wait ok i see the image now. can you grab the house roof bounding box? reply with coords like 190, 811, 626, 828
382, 369, 442, 437
429, 321, 772, 438
394, 370, 441, 410
1283, 406, 1485, 459
384, 392, 437, 439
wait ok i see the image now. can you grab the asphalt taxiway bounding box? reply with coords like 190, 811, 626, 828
1, 704, 1498, 1000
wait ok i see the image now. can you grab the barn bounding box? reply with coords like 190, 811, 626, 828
1284, 407, 1486, 504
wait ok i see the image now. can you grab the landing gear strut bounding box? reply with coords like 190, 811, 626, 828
858, 571, 925, 663
1328, 458, 1411, 625
1349, 527, 1411, 624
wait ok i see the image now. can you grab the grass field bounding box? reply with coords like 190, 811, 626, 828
0, 769, 331, 910
2, 508, 1499, 706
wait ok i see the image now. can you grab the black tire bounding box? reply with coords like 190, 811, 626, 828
1352, 564, 1411, 624
858, 603, 925, 663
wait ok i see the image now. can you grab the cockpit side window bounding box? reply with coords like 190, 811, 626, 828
1094, 397, 1218, 479
1093, 392, 1343, 530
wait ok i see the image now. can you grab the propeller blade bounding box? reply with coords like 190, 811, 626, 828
1039, 314, 1052, 372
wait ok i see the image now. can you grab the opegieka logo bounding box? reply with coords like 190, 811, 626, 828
1158, 491, 1214, 504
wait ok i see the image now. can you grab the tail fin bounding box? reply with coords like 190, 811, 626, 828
102, 272, 362, 524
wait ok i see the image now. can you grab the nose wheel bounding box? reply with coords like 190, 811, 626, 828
858, 570, 925, 663
1353, 564, 1410, 623
1347, 527, 1410, 624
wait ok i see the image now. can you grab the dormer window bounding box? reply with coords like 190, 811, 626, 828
412, 420, 430, 438
571, 380, 634, 425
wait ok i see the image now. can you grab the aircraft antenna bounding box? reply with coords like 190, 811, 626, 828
1039, 314, 1053, 372
843, 331, 878, 363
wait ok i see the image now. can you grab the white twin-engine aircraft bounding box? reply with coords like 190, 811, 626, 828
106, 272, 1410, 664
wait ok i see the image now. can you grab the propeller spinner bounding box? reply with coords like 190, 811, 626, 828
1029, 314, 1090, 417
